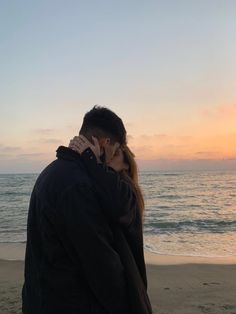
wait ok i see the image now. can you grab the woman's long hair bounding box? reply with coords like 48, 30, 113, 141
121, 146, 145, 221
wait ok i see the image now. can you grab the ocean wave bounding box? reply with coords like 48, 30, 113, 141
160, 173, 183, 177
144, 219, 236, 233
157, 194, 182, 199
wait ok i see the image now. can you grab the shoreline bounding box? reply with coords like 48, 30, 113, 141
1, 242, 236, 265
144, 250, 236, 265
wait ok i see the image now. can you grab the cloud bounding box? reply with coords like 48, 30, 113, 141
139, 134, 167, 141
124, 122, 135, 129
201, 104, 236, 119
218, 104, 236, 116
131, 134, 192, 143
39, 138, 61, 144
129, 133, 193, 153
66, 124, 78, 131
138, 133, 187, 140
27, 138, 62, 145
32, 128, 55, 135
137, 158, 236, 171
0, 145, 21, 153
126, 132, 236, 160
195, 151, 220, 155
153, 134, 168, 139
17, 153, 46, 159
127, 134, 134, 141
129, 145, 155, 159
0, 154, 11, 158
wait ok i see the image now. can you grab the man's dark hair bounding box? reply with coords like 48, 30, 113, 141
79, 106, 127, 145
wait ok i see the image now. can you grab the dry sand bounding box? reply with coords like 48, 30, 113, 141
0, 260, 24, 314
147, 263, 236, 314
0, 246, 236, 314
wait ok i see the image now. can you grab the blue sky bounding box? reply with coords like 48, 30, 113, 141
1, 0, 236, 172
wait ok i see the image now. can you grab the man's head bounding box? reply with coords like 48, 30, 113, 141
79, 106, 127, 163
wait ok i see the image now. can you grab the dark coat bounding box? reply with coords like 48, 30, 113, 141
22, 146, 130, 314
80, 148, 152, 314
113, 227, 152, 314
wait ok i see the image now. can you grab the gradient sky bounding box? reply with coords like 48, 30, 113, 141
1, 0, 236, 172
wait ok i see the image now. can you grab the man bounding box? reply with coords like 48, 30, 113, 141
22, 106, 130, 314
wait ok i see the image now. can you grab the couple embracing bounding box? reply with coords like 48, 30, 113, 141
22, 106, 152, 314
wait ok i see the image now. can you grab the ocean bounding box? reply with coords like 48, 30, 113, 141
0, 171, 236, 258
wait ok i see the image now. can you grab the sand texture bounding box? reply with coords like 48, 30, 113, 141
1, 259, 236, 314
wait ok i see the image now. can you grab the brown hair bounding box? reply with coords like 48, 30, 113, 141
120, 146, 145, 221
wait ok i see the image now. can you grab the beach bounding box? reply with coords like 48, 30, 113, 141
1, 245, 236, 314
0, 260, 23, 314
147, 262, 236, 314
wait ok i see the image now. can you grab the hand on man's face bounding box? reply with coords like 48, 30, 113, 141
103, 142, 120, 164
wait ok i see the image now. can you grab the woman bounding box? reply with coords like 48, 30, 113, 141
69, 135, 152, 314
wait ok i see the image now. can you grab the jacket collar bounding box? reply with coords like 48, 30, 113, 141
56, 146, 82, 163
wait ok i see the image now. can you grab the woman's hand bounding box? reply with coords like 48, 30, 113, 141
69, 135, 101, 162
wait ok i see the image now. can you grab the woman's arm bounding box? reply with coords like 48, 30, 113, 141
80, 147, 136, 227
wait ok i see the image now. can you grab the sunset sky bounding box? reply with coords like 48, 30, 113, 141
1, 0, 236, 173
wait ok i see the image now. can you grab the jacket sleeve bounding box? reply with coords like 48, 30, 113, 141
80, 148, 136, 227
57, 183, 130, 314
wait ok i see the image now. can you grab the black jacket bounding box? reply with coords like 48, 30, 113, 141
22, 146, 130, 314
80, 148, 152, 314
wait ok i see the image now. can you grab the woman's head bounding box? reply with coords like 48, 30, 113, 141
108, 145, 145, 219
107, 145, 137, 179
122, 146, 138, 183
